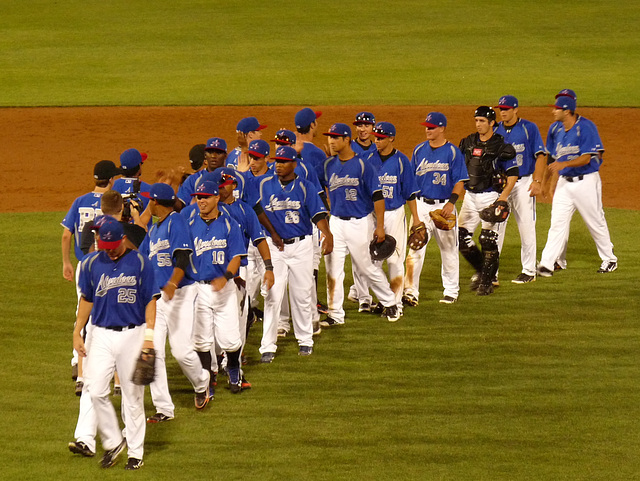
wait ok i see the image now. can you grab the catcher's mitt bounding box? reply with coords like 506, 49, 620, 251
369, 235, 397, 261
479, 200, 510, 223
131, 348, 156, 385
408, 222, 428, 250
429, 209, 456, 231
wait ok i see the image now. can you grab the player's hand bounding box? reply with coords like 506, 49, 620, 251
321, 233, 334, 255
63, 262, 75, 282
211, 277, 227, 292
528, 181, 542, 197
262, 270, 275, 291
547, 161, 562, 174
272, 233, 285, 252
373, 226, 386, 244
162, 282, 177, 301
142, 339, 154, 350
73, 331, 86, 358
441, 202, 454, 217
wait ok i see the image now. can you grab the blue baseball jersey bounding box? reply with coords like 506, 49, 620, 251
140, 211, 195, 289
78, 249, 160, 328
188, 212, 247, 281
412, 141, 469, 199
226, 148, 241, 169
300, 142, 328, 186
257, 175, 326, 238
242, 170, 270, 207
61, 192, 104, 261
219, 200, 266, 267
176, 171, 206, 206
495, 118, 546, 177
351, 140, 377, 158
546, 116, 604, 159
370, 150, 420, 210
180, 202, 199, 222
553, 116, 604, 177
322, 154, 381, 218
112, 178, 152, 210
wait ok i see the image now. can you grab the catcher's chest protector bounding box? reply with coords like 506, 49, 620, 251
465, 137, 502, 192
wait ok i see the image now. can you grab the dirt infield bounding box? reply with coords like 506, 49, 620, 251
2, 105, 638, 212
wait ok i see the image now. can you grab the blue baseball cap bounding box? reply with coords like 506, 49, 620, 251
97, 216, 124, 250
120, 148, 144, 171
236, 117, 267, 134
192, 180, 219, 197
497, 95, 518, 109
272, 129, 297, 145
248, 139, 270, 158
552, 96, 576, 111
323, 123, 352, 137
273, 146, 298, 162
353, 111, 375, 125
421, 112, 447, 128
556, 89, 577, 100
208, 167, 237, 187
372, 122, 396, 138
204, 137, 227, 153
294, 108, 322, 129
141, 183, 176, 201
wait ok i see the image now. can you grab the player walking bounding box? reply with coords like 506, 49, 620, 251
254, 146, 333, 362
458, 107, 517, 296
176, 137, 228, 208
227, 117, 268, 172
403, 112, 468, 305
320, 123, 400, 324
537, 95, 617, 276
72, 217, 159, 470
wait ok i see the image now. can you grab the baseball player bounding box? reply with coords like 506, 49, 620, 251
351, 111, 377, 158
294, 108, 327, 181
458, 107, 517, 296
403, 112, 469, 305
112, 148, 151, 224
226, 117, 268, 172
72, 217, 159, 470
139, 183, 212, 419
176, 138, 228, 208
537, 95, 617, 276
494, 95, 547, 284
189, 181, 247, 394
320, 123, 399, 324
254, 146, 333, 362
62, 160, 121, 393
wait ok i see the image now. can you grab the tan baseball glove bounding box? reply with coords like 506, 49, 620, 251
408, 222, 428, 250
429, 209, 456, 230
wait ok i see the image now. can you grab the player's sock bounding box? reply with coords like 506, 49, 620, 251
196, 351, 213, 380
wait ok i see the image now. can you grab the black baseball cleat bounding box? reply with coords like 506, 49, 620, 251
68, 441, 95, 457
476, 284, 494, 296
597, 261, 617, 273
261, 352, 275, 363
146, 413, 173, 423
371, 303, 384, 315
319, 317, 342, 327
383, 305, 401, 322
72, 364, 78, 381
316, 302, 329, 315
195, 389, 210, 410
75, 381, 84, 396
439, 296, 457, 304
537, 266, 554, 277
124, 458, 144, 470
554, 262, 566, 271
229, 368, 242, 394
298, 346, 313, 356
100, 438, 126, 468
402, 293, 418, 307
512, 273, 535, 284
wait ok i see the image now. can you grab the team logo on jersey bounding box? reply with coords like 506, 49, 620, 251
472, 148, 484, 157
265, 195, 301, 212
556, 145, 581, 158
96, 273, 137, 297
328, 173, 359, 192
416, 160, 449, 176
194, 237, 227, 256
378, 174, 398, 184
149, 238, 171, 258
512, 143, 525, 153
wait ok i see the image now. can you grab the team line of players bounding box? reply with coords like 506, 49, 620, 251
61, 89, 617, 468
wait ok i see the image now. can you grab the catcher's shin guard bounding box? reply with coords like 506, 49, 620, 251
479, 229, 499, 286
458, 227, 483, 272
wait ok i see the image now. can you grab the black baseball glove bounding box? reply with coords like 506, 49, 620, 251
131, 348, 156, 385
369, 235, 397, 261
479, 200, 510, 223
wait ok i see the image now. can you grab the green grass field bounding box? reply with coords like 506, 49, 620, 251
1, 205, 638, 480
1, 0, 639, 107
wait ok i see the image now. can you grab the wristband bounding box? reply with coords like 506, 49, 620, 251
223, 271, 234, 281
144, 328, 154, 342
264, 259, 274, 271
448, 193, 459, 205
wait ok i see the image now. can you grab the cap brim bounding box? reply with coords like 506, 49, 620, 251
270, 139, 293, 145
274, 157, 297, 162
550, 104, 564, 109
191, 192, 217, 197
219, 179, 235, 187
140, 192, 152, 199
204, 147, 226, 153
555, 93, 576, 99
352, 121, 375, 126
420, 122, 442, 128
140, 153, 148, 163
323, 132, 348, 137
247, 150, 267, 158
257, 124, 268, 131
497, 105, 515, 110
97, 238, 123, 250
315, 111, 323, 118
372, 132, 391, 138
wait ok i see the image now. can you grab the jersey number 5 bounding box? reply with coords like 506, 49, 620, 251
157, 252, 172, 267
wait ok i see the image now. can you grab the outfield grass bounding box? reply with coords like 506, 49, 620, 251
1, 205, 638, 480
1, 1, 638, 107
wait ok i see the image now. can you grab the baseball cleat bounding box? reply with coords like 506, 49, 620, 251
298, 346, 313, 356
439, 296, 457, 304
371, 303, 384, 315
68, 441, 95, 457
383, 305, 401, 322
316, 302, 329, 315
241, 375, 252, 390
277, 328, 288, 338
537, 265, 554, 277
476, 284, 494, 296
75, 381, 84, 396
100, 438, 126, 468
261, 352, 276, 363
228, 368, 242, 394
147, 413, 173, 423
358, 302, 371, 313
597, 261, 617, 273
470, 272, 481, 290
124, 458, 144, 470
319, 317, 342, 327
194, 390, 210, 410
512, 273, 535, 284
113, 385, 121, 396
492, 277, 500, 287
402, 294, 418, 307
72, 363, 78, 381
312, 320, 322, 336
554, 261, 566, 271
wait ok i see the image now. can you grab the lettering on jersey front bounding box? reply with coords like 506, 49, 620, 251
416, 160, 450, 177
96, 273, 137, 297
148, 238, 171, 258
378, 173, 398, 184
328, 173, 360, 192
78, 207, 101, 233
194, 237, 228, 256
265, 195, 302, 212
556, 145, 581, 159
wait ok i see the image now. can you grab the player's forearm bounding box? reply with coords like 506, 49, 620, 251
498, 177, 518, 201
373, 198, 386, 229
532, 153, 546, 183
256, 238, 272, 262
406, 199, 420, 225
167, 267, 186, 287
136, 203, 152, 229
74, 298, 93, 335
145, 298, 157, 330
316, 218, 332, 239
562, 153, 592, 169
61, 230, 73, 265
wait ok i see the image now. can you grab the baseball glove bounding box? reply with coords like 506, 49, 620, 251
408, 222, 428, 250
429, 209, 456, 231
479, 200, 510, 223
369, 235, 397, 261
131, 348, 156, 385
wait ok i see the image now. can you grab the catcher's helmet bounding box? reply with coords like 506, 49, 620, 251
369, 235, 397, 261
474, 106, 496, 122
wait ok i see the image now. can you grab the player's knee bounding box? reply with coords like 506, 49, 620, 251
479, 229, 498, 252
458, 227, 474, 252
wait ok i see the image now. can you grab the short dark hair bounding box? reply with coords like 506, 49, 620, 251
296, 124, 311, 135
95, 179, 110, 188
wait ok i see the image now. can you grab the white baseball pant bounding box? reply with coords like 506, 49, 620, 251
193, 281, 242, 354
